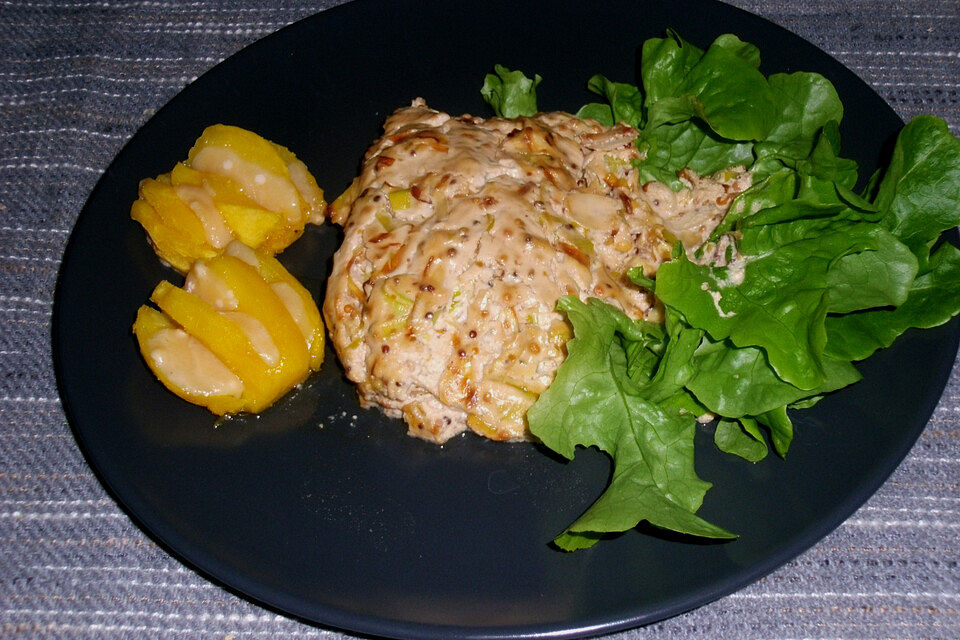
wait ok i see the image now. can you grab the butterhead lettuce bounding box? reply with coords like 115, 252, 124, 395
482, 32, 960, 551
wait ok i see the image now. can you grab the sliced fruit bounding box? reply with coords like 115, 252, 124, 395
130, 125, 326, 273
133, 242, 325, 415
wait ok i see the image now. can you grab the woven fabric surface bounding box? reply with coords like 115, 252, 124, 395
1, 0, 958, 638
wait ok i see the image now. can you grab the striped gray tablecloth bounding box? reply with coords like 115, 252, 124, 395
2, 1, 958, 638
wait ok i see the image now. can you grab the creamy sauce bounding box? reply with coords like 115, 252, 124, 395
271, 281, 312, 347
173, 184, 233, 248
641, 168, 752, 257
225, 239, 260, 267
709, 289, 736, 318
184, 262, 238, 310
286, 160, 326, 224
565, 191, 621, 230
220, 311, 280, 366
147, 327, 243, 397
185, 249, 281, 367
191, 146, 303, 222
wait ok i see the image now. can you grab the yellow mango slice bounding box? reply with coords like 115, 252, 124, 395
131, 179, 218, 272
150, 280, 275, 399
131, 125, 325, 273
169, 162, 284, 248
188, 125, 304, 220
219, 204, 285, 248
133, 306, 247, 415
171, 162, 263, 212
189, 124, 290, 177
132, 244, 325, 415
137, 178, 207, 241
225, 242, 325, 371
204, 255, 309, 380
272, 142, 327, 224
169, 162, 204, 187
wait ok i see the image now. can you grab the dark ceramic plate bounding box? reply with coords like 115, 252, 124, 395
53, 0, 960, 638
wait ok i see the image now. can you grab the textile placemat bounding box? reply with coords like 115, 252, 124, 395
1, 0, 958, 638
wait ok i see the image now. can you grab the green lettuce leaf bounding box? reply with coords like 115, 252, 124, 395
757, 406, 795, 457
656, 216, 917, 389
825, 116, 960, 360
480, 64, 541, 117
492, 30, 960, 551
751, 73, 844, 179
644, 34, 776, 139
527, 297, 735, 549
714, 419, 768, 462
826, 242, 960, 360
684, 335, 861, 420
633, 32, 852, 191
635, 121, 755, 189
577, 74, 644, 129
874, 115, 960, 269
795, 121, 859, 189
576, 102, 616, 127
640, 30, 705, 107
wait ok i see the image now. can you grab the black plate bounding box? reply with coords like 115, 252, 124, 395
53, 0, 960, 637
